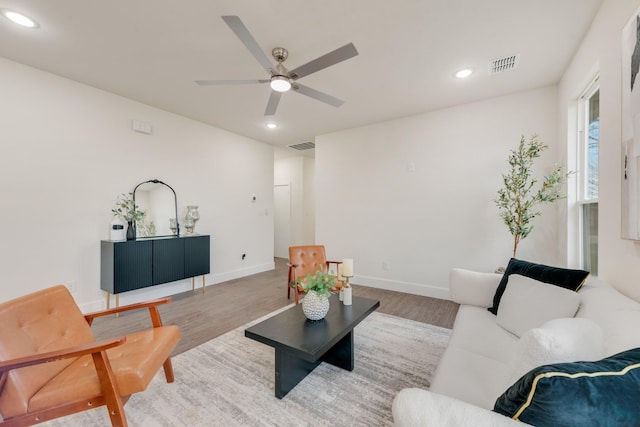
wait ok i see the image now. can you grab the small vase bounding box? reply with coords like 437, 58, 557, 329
126, 221, 136, 240
302, 290, 330, 321
343, 287, 352, 306
185, 206, 200, 232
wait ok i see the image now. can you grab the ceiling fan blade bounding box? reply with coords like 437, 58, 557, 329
288, 43, 358, 80
195, 79, 268, 86
264, 91, 282, 116
222, 16, 274, 73
293, 83, 344, 107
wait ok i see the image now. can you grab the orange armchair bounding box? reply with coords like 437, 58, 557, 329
288, 245, 344, 304
0, 285, 180, 427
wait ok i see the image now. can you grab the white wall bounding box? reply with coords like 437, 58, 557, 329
316, 87, 559, 299
0, 57, 275, 311
274, 156, 315, 246
303, 157, 316, 243
559, 0, 640, 301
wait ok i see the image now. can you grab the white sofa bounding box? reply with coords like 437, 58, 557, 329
392, 268, 640, 426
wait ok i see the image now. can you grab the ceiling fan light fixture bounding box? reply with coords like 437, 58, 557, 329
270, 76, 292, 92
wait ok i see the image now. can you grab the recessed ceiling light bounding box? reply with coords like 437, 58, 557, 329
454, 68, 473, 79
1, 9, 39, 28
266, 123, 278, 129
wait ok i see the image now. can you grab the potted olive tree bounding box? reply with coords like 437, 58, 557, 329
495, 135, 572, 258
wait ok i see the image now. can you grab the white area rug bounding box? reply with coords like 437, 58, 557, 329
42, 310, 450, 426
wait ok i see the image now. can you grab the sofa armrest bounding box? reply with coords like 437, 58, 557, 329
392, 388, 527, 427
84, 297, 172, 327
449, 268, 502, 308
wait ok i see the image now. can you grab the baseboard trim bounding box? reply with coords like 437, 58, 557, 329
78, 261, 276, 313
353, 275, 451, 301
210, 261, 275, 284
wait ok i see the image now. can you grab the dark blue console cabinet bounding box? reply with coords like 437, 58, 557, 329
101, 235, 210, 302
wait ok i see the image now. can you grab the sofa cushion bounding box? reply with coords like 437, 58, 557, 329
393, 388, 527, 427
488, 258, 589, 315
576, 284, 640, 355
496, 275, 581, 337
493, 347, 640, 427
508, 317, 604, 383
430, 305, 518, 409
449, 268, 502, 308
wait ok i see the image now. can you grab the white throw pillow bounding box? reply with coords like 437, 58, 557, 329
449, 268, 502, 308
496, 274, 581, 337
508, 317, 605, 383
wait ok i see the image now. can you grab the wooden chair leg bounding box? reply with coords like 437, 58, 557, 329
162, 357, 175, 383
92, 351, 127, 427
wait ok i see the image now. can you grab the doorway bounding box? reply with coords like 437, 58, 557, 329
273, 184, 291, 258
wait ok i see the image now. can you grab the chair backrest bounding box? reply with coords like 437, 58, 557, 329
0, 285, 95, 418
289, 245, 329, 283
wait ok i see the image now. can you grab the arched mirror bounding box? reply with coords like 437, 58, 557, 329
133, 179, 179, 238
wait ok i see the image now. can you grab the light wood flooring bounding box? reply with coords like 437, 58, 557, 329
91, 258, 459, 355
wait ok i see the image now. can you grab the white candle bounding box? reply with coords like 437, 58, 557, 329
342, 258, 354, 277
343, 287, 352, 305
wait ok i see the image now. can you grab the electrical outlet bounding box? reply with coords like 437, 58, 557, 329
66, 281, 76, 293
382, 262, 390, 271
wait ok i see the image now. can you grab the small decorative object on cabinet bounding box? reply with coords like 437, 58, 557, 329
184, 218, 195, 234
126, 221, 136, 240
186, 205, 200, 232
112, 192, 146, 240
110, 217, 125, 241
169, 218, 177, 235
299, 270, 333, 320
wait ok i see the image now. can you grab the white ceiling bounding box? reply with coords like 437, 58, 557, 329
0, 0, 602, 154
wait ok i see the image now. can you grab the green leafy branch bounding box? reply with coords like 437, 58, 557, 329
111, 192, 146, 223
297, 270, 335, 297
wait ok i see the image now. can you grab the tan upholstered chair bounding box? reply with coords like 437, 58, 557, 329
0, 285, 180, 427
288, 245, 344, 304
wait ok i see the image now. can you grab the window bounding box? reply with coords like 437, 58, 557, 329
577, 79, 599, 275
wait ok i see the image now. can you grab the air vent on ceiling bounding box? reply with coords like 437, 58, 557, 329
288, 141, 315, 151
489, 54, 520, 74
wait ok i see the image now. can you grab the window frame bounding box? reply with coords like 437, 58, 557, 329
576, 76, 599, 274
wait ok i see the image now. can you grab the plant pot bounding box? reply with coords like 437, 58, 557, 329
301, 290, 330, 321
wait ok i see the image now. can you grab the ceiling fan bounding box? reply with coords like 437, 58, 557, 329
195, 16, 359, 116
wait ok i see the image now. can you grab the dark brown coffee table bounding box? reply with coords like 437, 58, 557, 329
245, 294, 380, 398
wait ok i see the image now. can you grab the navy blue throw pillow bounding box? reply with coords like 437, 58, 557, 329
493, 347, 640, 427
488, 258, 589, 315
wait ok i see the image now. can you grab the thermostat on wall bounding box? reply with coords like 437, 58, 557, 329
132, 120, 152, 135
